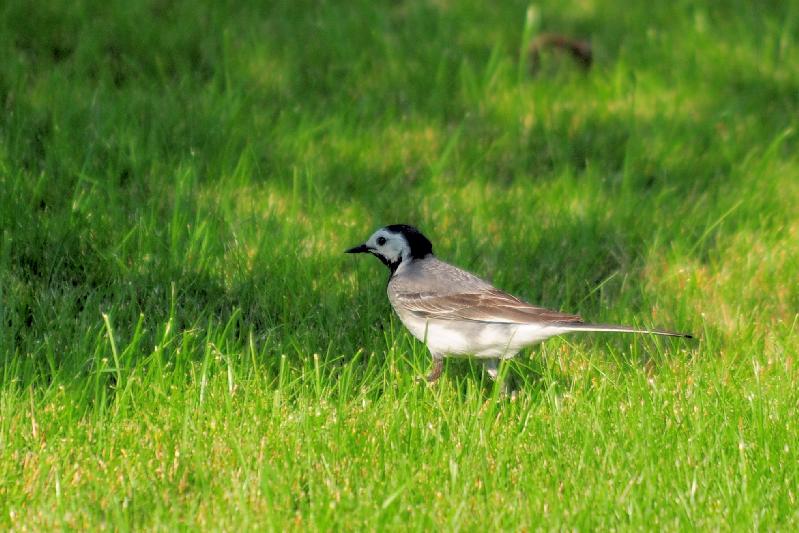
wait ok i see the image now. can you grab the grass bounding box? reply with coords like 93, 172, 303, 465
1, 0, 798, 529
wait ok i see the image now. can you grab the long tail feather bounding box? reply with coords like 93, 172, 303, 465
557, 323, 693, 339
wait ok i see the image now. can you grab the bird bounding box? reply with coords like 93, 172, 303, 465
345, 224, 692, 384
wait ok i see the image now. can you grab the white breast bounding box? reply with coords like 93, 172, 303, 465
394, 308, 563, 359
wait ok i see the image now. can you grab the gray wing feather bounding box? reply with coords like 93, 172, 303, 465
393, 288, 584, 325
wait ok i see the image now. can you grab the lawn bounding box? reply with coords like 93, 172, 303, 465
1, 0, 798, 529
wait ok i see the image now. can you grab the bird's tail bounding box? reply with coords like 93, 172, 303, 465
557, 322, 693, 339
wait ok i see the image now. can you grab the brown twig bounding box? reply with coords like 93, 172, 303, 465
528, 33, 593, 74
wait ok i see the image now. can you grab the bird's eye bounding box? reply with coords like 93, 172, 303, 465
376, 236, 387, 246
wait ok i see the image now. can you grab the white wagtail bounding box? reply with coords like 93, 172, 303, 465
346, 224, 692, 383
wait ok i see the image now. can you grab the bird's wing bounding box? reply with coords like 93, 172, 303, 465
393, 289, 583, 325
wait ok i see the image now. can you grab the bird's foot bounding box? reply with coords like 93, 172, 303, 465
498, 380, 518, 400
483, 359, 518, 399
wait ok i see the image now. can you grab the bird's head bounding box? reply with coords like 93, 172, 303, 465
345, 224, 433, 273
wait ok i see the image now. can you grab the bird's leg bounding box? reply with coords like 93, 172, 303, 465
482, 358, 500, 381
483, 358, 516, 398
424, 358, 444, 383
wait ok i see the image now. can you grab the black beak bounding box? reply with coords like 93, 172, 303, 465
345, 243, 369, 254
